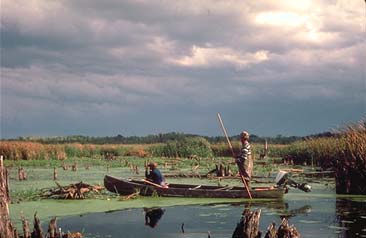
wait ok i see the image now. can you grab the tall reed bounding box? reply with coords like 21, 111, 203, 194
283, 121, 366, 194
335, 122, 366, 194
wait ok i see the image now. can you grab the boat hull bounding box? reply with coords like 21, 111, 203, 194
104, 175, 285, 199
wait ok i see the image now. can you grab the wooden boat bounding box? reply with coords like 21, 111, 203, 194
104, 175, 286, 199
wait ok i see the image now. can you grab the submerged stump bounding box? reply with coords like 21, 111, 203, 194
232, 209, 262, 238
232, 208, 301, 238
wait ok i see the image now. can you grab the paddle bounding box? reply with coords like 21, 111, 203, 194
142, 179, 166, 189
217, 113, 253, 199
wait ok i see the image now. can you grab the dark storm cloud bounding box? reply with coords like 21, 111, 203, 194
1, 0, 365, 138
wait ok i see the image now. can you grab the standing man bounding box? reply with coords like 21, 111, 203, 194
236, 131, 253, 186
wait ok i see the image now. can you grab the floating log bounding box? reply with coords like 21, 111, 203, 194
119, 191, 139, 201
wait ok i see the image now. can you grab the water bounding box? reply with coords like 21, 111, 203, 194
55, 184, 366, 238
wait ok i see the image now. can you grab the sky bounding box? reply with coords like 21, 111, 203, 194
1, 0, 365, 138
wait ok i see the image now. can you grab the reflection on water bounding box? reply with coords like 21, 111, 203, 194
55, 190, 366, 238
144, 207, 165, 228
279, 204, 312, 219
336, 199, 366, 237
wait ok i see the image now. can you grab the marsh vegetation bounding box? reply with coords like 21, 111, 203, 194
1, 122, 365, 237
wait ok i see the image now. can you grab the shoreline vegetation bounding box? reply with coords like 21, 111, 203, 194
1, 121, 365, 237
1, 121, 365, 195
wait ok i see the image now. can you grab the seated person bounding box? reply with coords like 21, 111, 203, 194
145, 162, 168, 187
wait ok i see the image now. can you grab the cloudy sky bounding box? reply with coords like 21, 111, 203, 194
1, 0, 365, 138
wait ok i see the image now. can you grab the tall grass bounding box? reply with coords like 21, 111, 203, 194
1, 140, 289, 161
283, 121, 366, 194
335, 122, 366, 194
0, 142, 153, 160
210, 142, 289, 158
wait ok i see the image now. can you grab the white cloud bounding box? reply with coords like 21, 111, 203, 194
172, 46, 269, 68
1, 0, 365, 137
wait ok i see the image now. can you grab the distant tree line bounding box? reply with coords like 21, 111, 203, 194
7, 131, 337, 145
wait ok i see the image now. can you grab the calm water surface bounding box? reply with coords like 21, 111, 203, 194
55, 181, 366, 238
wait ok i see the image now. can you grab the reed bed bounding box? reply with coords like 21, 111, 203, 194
284, 121, 366, 194
0, 142, 154, 161
335, 122, 366, 194
210, 142, 289, 158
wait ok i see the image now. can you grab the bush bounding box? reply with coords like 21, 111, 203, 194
153, 137, 213, 158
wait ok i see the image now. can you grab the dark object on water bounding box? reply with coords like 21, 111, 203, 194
144, 208, 165, 228
104, 175, 286, 199
232, 208, 262, 238
233, 208, 301, 238
181, 223, 185, 233
275, 171, 311, 193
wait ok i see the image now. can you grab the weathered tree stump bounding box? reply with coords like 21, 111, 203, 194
31, 212, 44, 238
53, 167, 58, 180
264, 223, 276, 238
48, 217, 58, 238
18, 167, 27, 181
0, 155, 15, 238
16, 214, 85, 238
276, 218, 300, 238
62, 162, 69, 170
71, 162, 78, 171
233, 209, 301, 238
232, 209, 262, 238
21, 215, 30, 238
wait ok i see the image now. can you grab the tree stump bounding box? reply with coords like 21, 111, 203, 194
48, 217, 58, 238
232, 209, 262, 238
53, 167, 58, 180
233, 209, 301, 238
31, 212, 44, 238
18, 167, 27, 181
21, 215, 31, 238
0, 155, 15, 238
71, 162, 78, 171
62, 162, 69, 170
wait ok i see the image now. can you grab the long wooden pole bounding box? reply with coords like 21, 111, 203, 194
217, 113, 253, 199
142, 179, 166, 189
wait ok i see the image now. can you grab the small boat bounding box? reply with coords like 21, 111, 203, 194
104, 175, 286, 199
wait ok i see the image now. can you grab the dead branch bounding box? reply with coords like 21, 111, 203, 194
42, 182, 104, 199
